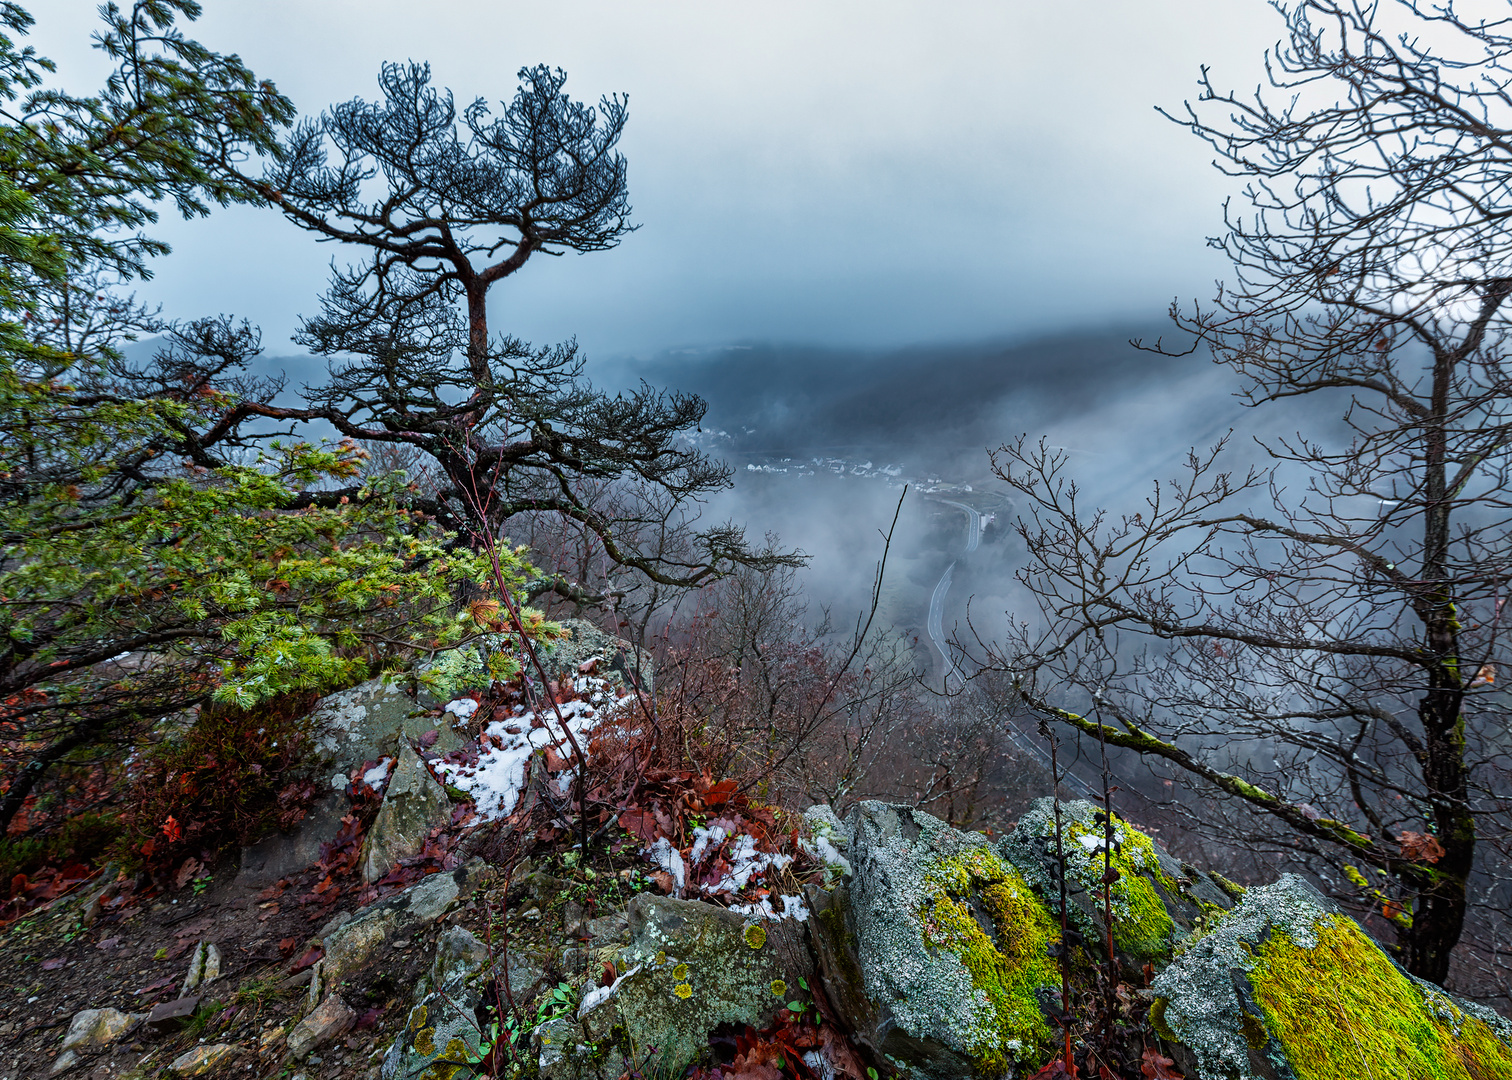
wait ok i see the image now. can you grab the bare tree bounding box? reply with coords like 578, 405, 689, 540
974, 0, 1512, 985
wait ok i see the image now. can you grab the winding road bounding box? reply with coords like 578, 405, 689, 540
924, 496, 1094, 797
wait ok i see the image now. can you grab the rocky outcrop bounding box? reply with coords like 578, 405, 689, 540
819, 802, 1062, 1078
308, 858, 495, 1008
51, 1007, 142, 1075
541, 619, 654, 694
381, 928, 548, 1080
286, 994, 357, 1060
612, 893, 815, 1069
326, 798, 1512, 1080
360, 743, 453, 883
1151, 874, 1512, 1080
1002, 798, 1238, 973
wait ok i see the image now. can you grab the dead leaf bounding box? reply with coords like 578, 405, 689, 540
1400, 831, 1445, 864
39, 957, 65, 971
1141, 1048, 1184, 1079
173, 858, 202, 890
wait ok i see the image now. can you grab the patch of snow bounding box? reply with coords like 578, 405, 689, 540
443, 698, 479, 720
437, 689, 618, 821
330, 772, 349, 792
702, 833, 792, 896
730, 893, 810, 922
799, 834, 851, 877
689, 825, 728, 865
803, 1050, 835, 1080
1077, 833, 1105, 852
646, 837, 686, 894
577, 964, 641, 1020
362, 757, 393, 792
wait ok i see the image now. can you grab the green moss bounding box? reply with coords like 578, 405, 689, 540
918, 846, 1060, 1074
1210, 872, 1248, 901
1249, 914, 1512, 1080
1062, 816, 1177, 962
1148, 998, 1176, 1042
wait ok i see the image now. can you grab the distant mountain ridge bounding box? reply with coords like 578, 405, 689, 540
605, 325, 1199, 466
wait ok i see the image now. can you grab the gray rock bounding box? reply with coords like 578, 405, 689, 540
428, 927, 490, 994
360, 744, 453, 883
612, 893, 814, 1070
58, 1007, 140, 1053
1151, 873, 1512, 1080
308, 676, 447, 769
316, 909, 354, 941
382, 945, 545, 1080
167, 1043, 238, 1075
145, 996, 201, 1034
287, 994, 357, 1060
232, 669, 460, 894
585, 911, 628, 942
563, 899, 589, 940
309, 859, 495, 1007
532, 1012, 628, 1080
832, 801, 1063, 1078
234, 795, 345, 891
539, 619, 653, 693
181, 941, 221, 992
1001, 797, 1234, 973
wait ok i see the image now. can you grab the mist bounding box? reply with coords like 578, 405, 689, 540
588, 324, 1357, 682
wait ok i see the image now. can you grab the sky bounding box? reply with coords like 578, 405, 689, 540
29, 0, 1281, 362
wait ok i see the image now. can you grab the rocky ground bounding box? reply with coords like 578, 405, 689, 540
6, 622, 1512, 1080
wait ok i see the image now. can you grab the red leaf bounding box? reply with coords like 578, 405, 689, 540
355, 1006, 384, 1030
278, 937, 298, 957
618, 808, 659, 844
704, 779, 738, 807
134, 976, 176, 996
161, 816, 183, 843
1141, 1048, 1184, 1080
290, 946, 323, 973
418, 728, 440, 749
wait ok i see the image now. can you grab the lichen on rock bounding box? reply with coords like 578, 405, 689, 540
613, 893, 813, 1070
842, 801, 1062, 1078
1151, 873, 1512, 1080
1002, 798, 1233, 968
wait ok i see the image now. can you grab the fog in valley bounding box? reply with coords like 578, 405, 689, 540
593, 325, 1353, 688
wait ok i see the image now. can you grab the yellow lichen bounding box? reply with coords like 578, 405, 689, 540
672, 962, 690, 981
919, 847, 1060, 1073
771, 979, 787, 997
673, 981, 693, 999
407, 1004, 429, 1032
422, 1039, 470, 1080
413, 1024, 437, 1057
744, 924, 767, 950
1248, 914, 1512, 1080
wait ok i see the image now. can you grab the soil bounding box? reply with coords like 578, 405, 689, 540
0, 826, 659, 1079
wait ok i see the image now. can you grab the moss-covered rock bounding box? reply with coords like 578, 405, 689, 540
537, 619, 653, 694
1001, 798, 1234, 972
613, 893, 814, 1070
838, 801, 1063, 1078
380, 930, 547, 1080
360, 744, 453, 883
1151, 873, 1512, 1080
